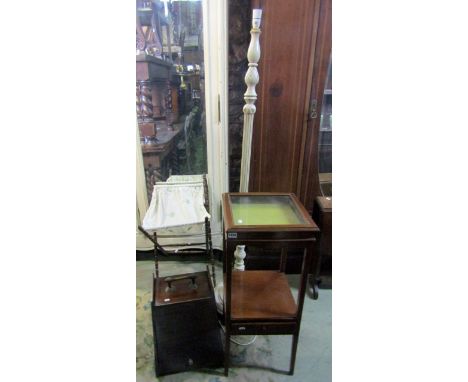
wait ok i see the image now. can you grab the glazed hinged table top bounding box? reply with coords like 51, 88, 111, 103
222, 193, 318, 232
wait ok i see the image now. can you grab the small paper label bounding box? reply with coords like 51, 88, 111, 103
228, 232, 238, 239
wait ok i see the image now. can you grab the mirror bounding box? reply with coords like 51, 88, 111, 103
136, 0, 207, 202
318, 55, 332, 196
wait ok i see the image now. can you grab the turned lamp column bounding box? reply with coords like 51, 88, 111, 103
239, 9, 262, 193
234, 9, 262, 272
233, 245, 246, 271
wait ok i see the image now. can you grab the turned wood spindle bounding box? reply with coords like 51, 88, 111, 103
136, 84, 142, 116
236, 9, 262, 270
239, 9, 262, 192
140, 81, 154, 119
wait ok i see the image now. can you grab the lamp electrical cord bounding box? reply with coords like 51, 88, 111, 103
218, 320, 257, 346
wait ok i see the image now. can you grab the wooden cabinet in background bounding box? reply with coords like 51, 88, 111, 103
137, 54, 182, 200
234, 0, 332, 280
136, 54, 173, 137
249, 0, 331, 213
312, 196, 332, 287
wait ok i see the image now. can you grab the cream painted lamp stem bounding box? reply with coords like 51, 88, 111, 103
239, 9, 262, 193
234, 9, 262, 272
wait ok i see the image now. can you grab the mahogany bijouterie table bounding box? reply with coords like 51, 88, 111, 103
221, 192, 320, 376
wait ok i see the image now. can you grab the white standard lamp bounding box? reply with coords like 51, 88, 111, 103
234, 9, 262, 273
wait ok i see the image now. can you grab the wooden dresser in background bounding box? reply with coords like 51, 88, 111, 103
249, 0, 332, 214
239, 0, 332, 278
136, 54, 182, 199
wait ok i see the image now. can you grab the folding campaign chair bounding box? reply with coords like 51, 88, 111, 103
138, 174, 216, 284
137, 174, 223, 377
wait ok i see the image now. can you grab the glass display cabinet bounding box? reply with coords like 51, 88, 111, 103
314, 54, 332, 289
318, 56, 332, 196
221, 193, 320, 376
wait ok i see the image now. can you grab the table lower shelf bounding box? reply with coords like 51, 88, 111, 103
225, 270, 298, 321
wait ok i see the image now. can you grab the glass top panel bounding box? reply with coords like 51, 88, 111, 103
229, 195, 306, 226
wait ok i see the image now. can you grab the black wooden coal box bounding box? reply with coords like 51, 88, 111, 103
151, 271, 224, 376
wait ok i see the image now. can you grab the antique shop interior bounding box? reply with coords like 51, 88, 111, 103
136, 0, 332, 381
